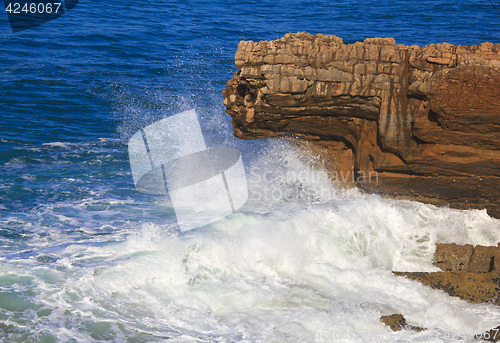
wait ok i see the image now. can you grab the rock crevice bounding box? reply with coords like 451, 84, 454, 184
223, 33, 500, 217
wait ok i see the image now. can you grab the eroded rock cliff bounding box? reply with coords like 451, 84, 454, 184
223, 32, 500, 217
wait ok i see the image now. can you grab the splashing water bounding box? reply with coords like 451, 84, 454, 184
1, 136, 499, 342
1, 0, 499, 340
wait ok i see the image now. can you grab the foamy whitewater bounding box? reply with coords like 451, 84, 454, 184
1, 135, 500, 342
1, 1, 500, 341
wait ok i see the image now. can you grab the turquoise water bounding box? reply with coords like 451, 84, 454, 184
1, 1, 500, 341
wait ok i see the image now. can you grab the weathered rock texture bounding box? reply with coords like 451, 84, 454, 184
395, 243, 500, 304
394, 270, 499, 304
434, 243, 498, 273
394, 244, 500, 341
223, 32, 500, 217
380, 314, 424, 332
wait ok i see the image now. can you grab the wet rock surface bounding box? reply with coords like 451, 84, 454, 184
395, 243, 500, 304
393, 270, 498, 304
393, 243, 500, 341
380, 314, 425, 332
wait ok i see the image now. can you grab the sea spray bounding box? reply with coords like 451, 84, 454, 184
2, 140, 499, 341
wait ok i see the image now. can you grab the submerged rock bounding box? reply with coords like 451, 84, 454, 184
223, 32, 500, 218
380, 314, 425, 332
380, 314, 500, 342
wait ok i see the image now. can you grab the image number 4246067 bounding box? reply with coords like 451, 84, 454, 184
3, 0, 79, 33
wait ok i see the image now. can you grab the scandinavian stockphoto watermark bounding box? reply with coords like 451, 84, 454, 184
128, 109, 248, 232
3, 0, 78, 32
246, 165, 379, 203
127, 109, 380, 229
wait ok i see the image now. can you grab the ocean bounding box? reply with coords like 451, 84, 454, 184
1, 0, 500, 341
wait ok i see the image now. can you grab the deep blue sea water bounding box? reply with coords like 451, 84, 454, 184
0, 1, 499, 342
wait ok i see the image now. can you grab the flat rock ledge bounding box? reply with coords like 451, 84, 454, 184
391, 243, 500, 341
394, 243, 500, 304
222, 32, 500, 218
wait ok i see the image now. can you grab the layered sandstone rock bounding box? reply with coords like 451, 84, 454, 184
222, 32, 500, 217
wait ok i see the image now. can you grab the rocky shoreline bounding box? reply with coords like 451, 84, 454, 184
388, 243, 500, 341
222, 32, 500, 218
395, 243, 500, 305
223, 32, 500, 339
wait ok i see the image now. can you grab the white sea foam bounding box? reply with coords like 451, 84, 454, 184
42, 141, 73, 148
1, 139, 499, 342
26, 201, 499, 342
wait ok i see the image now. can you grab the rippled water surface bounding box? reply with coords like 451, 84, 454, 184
0, 1, 499, 341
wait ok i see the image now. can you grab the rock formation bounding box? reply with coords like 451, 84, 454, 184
394, 243, 500, 304
380, 314, 424, 332
394, 270, 498, 304
380, 313, 500, 342
222, 32, 500, 217
392, 243, 500, 341
434, 243, 498, 273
